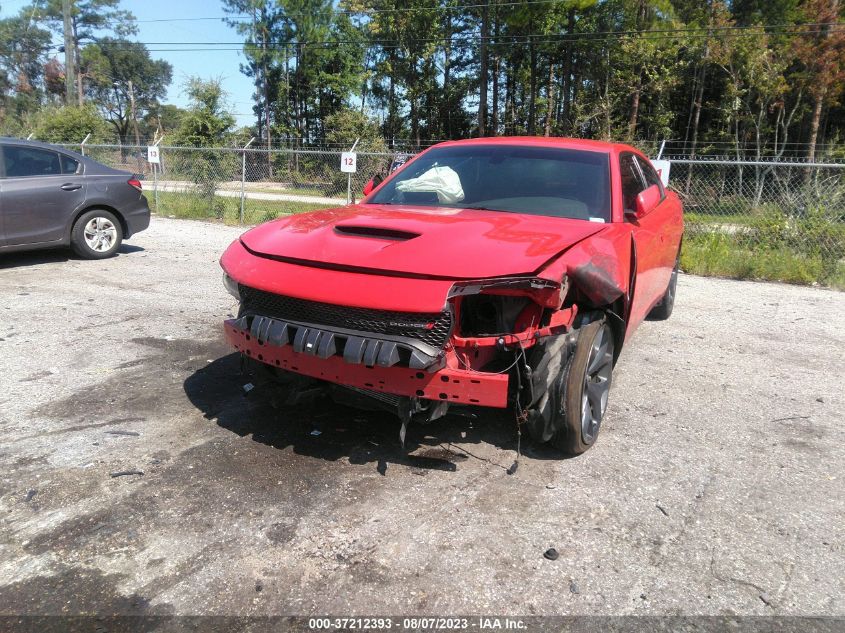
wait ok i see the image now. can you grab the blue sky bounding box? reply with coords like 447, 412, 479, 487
1, 0, 257, 126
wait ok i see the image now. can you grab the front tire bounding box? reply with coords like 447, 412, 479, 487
71, 210, 123, 259
524, 319, 615, 455
550, 320, 615, 454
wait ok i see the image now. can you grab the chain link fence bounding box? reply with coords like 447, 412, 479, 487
62, 143, 845, 288
64, 143, 398, 225
665, 158, 845, 287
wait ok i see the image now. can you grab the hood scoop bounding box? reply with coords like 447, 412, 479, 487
333, 225, 420, 241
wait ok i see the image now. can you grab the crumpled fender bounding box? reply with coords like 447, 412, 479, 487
537, 229, 632, 308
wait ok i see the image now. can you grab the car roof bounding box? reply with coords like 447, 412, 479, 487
0, 136, 86, 157
430, 136, 642, 155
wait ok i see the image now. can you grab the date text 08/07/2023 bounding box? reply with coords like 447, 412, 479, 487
307, 617, 528, 630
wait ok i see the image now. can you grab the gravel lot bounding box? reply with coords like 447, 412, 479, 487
0, 217, 843, 618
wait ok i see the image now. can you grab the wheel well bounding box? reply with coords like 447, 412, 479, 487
68, 205, 129, 240
574, 300, 626, 364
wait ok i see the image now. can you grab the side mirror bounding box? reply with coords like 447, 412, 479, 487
362, 173, 385, 197
630, 184, 661, 220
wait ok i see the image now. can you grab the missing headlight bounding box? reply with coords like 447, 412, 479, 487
459, 295, 530, 337
223, 273, 241, 301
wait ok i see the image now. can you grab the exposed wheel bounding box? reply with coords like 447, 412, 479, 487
523, 319, 615, 455
71, 209, 123, 259
648, 254, 679, 321
548, 320, 615, 454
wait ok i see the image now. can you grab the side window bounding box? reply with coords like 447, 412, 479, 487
60, 154, 80, 175
619, 153, 646, 213
2, 146, 62, 177
636, 156, 665, 198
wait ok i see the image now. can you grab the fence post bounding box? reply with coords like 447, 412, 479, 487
80, 133, 91, 156
240, 137, 256, 224
153, 135, 163, 211
656, 139, 666, 160
347, 137, 360, 205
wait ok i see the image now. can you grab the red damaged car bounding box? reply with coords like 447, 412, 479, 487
220, 137, 683, 454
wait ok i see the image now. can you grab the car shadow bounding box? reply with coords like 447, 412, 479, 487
0, 243, 145, 269
182, 352, 564, 473
117, 244, 145, 254
0, 249, 71, 269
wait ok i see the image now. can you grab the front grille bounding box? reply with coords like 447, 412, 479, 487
239, 285, 452, 349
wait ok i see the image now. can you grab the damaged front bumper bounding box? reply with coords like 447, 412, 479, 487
224, 317, 510, 408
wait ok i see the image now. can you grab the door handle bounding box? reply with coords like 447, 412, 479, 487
61, 183, 82, 191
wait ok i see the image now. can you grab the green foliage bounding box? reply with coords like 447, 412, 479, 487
169, 78, 238, 219
682, 230, 845, 289
31, 104, 113, 143
0, 9, 52, 130
83, 38, 173, 142
143, 103, 187, 139
683, 201, 845, 288
323, 108, 387, 152
34, 0, 137, 41
171, 78, 236, 147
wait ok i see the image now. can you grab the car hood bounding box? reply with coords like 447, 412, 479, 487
239, 204, 608, 279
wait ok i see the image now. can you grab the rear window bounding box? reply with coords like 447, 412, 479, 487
368, 144, 612, 222
2, 145, 62, 177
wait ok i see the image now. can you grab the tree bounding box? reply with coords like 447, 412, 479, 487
223, 0, 283, 156
82, 38, 172, 144
0, 9, 52, 127
31, 0, 137, 105
171, 77, 236, 147
171, 77, 237, 218
793, 0, 845, 162
207, 0, 845, 158
323, 107, 387, 151
142, 103, 187, 140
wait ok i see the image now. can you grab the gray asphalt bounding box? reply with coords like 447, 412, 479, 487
0, 217, 843, 617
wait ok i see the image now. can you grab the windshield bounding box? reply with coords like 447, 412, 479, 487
368, 144, 611, 222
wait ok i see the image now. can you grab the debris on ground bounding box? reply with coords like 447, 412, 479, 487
24, 489, 37, 502
109, 470, 145, 478
106, 430, 140, 437
569, 581, 580, 594
656, 504, 669, 517
759, 592, 773, 607
543, 548, 559, 561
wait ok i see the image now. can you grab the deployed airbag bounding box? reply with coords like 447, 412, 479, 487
396, 166, 465, 204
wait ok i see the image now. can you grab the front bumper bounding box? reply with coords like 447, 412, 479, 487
224, 318, 510, 408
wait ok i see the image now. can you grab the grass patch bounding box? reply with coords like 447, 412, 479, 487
682, 204, 845, 289
685, 211, 757, 226
682, 231, 845, 289
150, 191, 331, 225
244, 185, 345, 198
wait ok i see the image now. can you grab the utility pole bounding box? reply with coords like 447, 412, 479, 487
128, 79, 142, 174
62, 0, 77, 105
128, 80, 141, 147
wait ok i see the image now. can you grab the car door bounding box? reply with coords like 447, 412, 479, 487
634, 155, 682, 295
620, 152, 664, 334
0, 144, 87, 246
